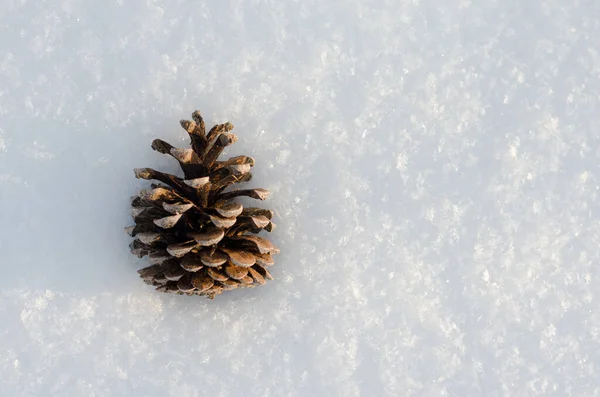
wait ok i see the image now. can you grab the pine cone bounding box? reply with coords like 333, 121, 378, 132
126, 111, 278, 299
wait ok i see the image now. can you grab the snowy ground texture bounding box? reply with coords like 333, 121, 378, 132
2, 0, 600, 396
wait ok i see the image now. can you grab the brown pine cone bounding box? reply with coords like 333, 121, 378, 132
126, 110, 278, 299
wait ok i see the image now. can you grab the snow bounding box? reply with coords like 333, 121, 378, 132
1, 0, 600, 395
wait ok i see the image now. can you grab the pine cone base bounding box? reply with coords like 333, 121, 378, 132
126, 111, 278, 299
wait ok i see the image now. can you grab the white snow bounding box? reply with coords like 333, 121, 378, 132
2, 0, 600, 395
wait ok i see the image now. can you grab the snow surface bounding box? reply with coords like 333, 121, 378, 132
1, 0, 600, 396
